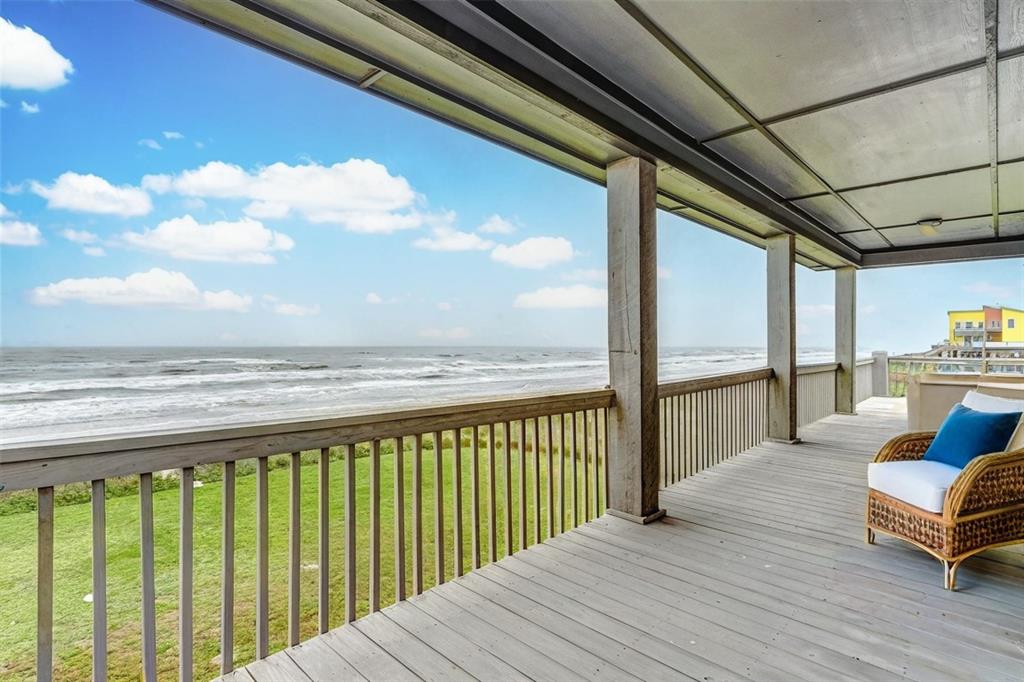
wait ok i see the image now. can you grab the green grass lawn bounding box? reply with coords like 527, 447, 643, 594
0, 427, 605, 681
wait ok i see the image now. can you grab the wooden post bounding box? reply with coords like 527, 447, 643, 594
871, 350, 889, 397
766, 234, 798, 442
606, 156, 664, 524
835, 266, 857, 414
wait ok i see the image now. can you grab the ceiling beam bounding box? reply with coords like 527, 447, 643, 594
386, 0, 862, 265
860, 236, 1024, 268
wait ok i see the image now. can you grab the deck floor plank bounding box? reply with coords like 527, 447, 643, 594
220, 398, 1024, 682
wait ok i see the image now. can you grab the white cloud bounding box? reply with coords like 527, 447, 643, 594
418, 326, 471, 340
365, 292, 399, 305
0, 99, 6, 108
119, 215, 294, 264
965, 281, 1014, 301
262, 295, 319, 317
491, 236, 574, 269
182, 197, 206, 211
30, 268, 251, 311
0, 202, 13, 218
20, 101, 39, 114
0, 220, 43, 246
83, 246, 106, 257
860, 304, 878, 315
61, 228, 98, 244
436, 302, 453, 311
561, 268, 606, 283
162, 131, 184, 140
797, 304, 834, 318
194, 141, 205, 149
138, 138, 162, 151
477, 214, 516, 234
0, 19, 74, 90
413, 225, 494, 252
513, 284, 606, 309
31, 172, 152, 217
142, 159, 426, 233
658, 266, 672, 280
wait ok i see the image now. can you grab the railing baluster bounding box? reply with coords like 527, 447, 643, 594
256, 457, 269, 657
220, 462, 234, 674
370, 440, 381, 612
92, 480, 107, 681
559, 414, 567, 534
180, 466, 194, 682
593, 410, 601, 518
487, 424, 497, 564
453, 429, 464, 577
289, 452, 301, 643
471, 428, 481, 570
319, 448, 330, 632
37, 486, 54, 682
532, 418, 540, 546
345, 445, 357, 621
659, 398, 666, 488
394, 437, 406, 603
503, 421, 512, 557
433, 431, 445, 585
570, 411, 579, 528
672, 397, 679, 484
518, 418, 527, 551
585, 409, 593, 520
545, 416, 554, 538
413, 436, 423, 596
140, 472, 157, 681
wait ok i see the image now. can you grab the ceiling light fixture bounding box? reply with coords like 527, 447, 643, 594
916, 218, 942, 237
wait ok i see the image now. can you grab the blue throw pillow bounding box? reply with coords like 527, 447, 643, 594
923, 403, 1022, 469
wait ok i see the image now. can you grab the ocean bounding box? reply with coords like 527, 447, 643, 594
0, 346, 836, 442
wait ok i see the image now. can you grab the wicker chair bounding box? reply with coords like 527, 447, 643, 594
865, 431, 1024, 590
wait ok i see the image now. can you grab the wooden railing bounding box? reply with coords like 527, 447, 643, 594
796, 362, 839, 427
657, 368, 773, 487
1, 388, 613, 681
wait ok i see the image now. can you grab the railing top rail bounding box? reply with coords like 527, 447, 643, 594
796, 361, 840, 375
0, 387, 614, 474
658, 367, 773, 399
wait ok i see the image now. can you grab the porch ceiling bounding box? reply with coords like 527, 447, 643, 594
146, 0, 1024, 269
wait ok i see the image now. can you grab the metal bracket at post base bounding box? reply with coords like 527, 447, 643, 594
606, 507, 667, 525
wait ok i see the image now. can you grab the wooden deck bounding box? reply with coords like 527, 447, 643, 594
223, 398, 1024, 682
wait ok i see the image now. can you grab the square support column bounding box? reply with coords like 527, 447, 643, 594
767, 234, 798, 443
835, 267, 857, 414
606, 156, 664, 524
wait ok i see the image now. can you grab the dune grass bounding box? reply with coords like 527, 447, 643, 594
0, 428, 604, 681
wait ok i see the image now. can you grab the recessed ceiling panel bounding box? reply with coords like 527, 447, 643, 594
1000, 0, 1024, 50
1000, 56, 1024, 161
789, 195, 873, 233
840, 230, 890, 249
499, 0, 747, 140
770, 68, 988, 188
705, 129, 826, 198
1000, 162, 1024, 212
842, 167, 991, 227
999, 212, 1024, 237
880, 215, 995, 247
633, 0, 987, 121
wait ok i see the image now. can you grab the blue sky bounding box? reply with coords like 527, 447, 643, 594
1, 1, 1021, 353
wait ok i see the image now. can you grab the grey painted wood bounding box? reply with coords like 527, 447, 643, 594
606, 155, 661, 522
37, 486, 53, 682
217, 398, 1024, 682
91, 480, 107, 681
289, 453, 301, 644
318, 448, 330, 632
180, 467, 194, 682
139, 473, 157, 681
221, 461, 235, 674
871, 351, 889, 397
835, 266, 857, 413
256, 457, 269, 657
767, 234, 798, 441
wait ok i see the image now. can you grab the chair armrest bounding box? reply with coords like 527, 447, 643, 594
946, 447, 1024, 517
873, 432, 936, 463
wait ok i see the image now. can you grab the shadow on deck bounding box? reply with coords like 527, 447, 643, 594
224, 397, 1024, 682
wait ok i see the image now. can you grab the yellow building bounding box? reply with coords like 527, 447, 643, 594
947, 306, 1024, 345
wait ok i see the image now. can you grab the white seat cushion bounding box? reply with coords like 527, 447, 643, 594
867, 460, 962, 513
963, 390, 1024, 451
